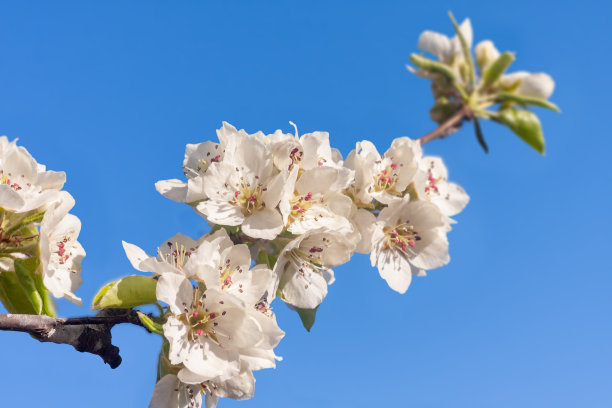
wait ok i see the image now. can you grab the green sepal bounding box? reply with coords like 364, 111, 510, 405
473, 117, 489, 154
137, 311, 164, 335
92, 275, 158, 310
295, 306, 319, 332
480, 52, 515, 90
409, 54, 458, 84
14, 258, 44, 315
492, 108, 546, 154
156, 342, 175, 382
494, 92, 561, 112
32, 270, 57, 317
448, 11, 476, 89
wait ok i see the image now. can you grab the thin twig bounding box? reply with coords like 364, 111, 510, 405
0, 309, 147, 369
417, 106, 471, 145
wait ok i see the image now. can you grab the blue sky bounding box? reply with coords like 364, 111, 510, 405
1, 1, 610, 407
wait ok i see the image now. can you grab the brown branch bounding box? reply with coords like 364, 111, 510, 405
0, 309, 147, 369
417, 106, 472, 145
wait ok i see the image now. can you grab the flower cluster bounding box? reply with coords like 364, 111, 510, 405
0, 136, 85, 314
123, 229, 283, 408
408, 15, 559, 154
139, 122, 468, 406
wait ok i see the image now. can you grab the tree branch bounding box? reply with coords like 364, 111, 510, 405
417, 106, 472, 145
0, 309, 147, 369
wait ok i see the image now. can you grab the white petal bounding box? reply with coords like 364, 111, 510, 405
122, 241, 152, 272
375, 248, 412, 294
241, 208, 283, 240
517, 73, 555, 99
157, 274, 193, 314
155, 179, 189, 203
197, 200, 244, 226
418, 30, 452, 61
149, 375, 180, 408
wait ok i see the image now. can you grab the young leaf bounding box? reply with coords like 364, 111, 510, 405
295, 306, 319, 332
492, 108, 546, 154
480, 52, 515, 90
92, 275, 158, 310
473, 117, 489, 153
494, 92, 561, 112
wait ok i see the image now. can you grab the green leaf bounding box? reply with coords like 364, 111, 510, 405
492, 108, 546, 154
494, 92, 561, 112
92, 275, 158, 310
137, 311, 164, 335
0, 269, 38, 314
295, 306, 319, 332
480, 52, 515, 90
14, 258, 43, 315
473, 117, 489, 154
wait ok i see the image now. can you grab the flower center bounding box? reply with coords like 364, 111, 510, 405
424, 171, 440, 196
230, 182, 266, 216
288, 147, 303, 170
0, 170, 22, 191
383, 222, 421, 254
218, 258, 244, 292
372, 163, 399, 193
178, 290, 225, 344
159, 242, 192, 271
289, 192, 313, 221
56, 236, 72, 265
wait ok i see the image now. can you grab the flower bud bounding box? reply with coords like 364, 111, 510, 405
475, 40, 500, 71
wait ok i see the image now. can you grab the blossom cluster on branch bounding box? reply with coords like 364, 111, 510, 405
123, 119, 469, 407
0, 13, 560, 408
0, 136, 85, 315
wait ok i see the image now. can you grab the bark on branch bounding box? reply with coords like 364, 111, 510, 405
417, 106, 472, 145
0, 309, 147, 369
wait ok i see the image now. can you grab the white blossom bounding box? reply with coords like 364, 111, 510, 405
155, 123, 234, 204
370, 199, 449, 294
122, 233, 200, 277
280, 166, 354, 235
345, 137, 422, 205
413, 156, 469, 217
273, 229, 354, 309
197, 132, 286, 240
40, 191, 85, 305
0, 136, 66, 213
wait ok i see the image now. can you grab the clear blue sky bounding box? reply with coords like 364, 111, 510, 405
1, 1, 610, 407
